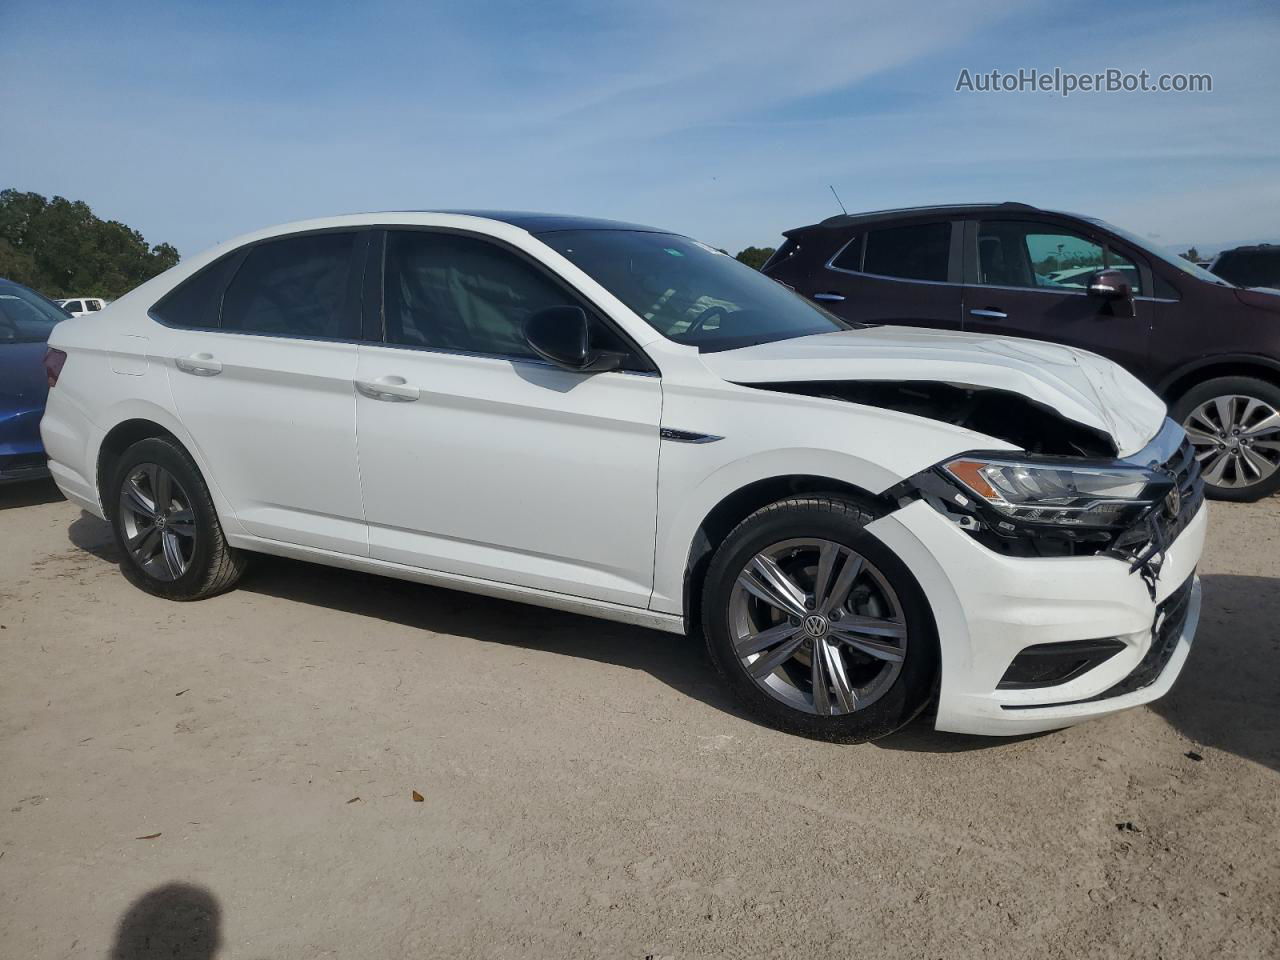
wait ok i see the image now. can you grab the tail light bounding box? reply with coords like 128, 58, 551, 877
44, 348, 67, 388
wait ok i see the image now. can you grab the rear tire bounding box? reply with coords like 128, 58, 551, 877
1171, 376, 1280, 502
700, 495, 939, 742
108, 437, 247, 600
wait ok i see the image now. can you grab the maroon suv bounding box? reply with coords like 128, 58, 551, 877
765, 203, 1280, 501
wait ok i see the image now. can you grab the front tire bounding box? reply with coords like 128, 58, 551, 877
108, 437, 247, 600
1172, 376, 1280, 502
700, 496, 938, 742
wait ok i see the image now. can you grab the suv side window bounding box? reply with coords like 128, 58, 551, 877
221, 232, 359, 339
860, 222, 950, 282
86, 299, 102, 311
382, 229, 634, 364
978, 221, 1144, 295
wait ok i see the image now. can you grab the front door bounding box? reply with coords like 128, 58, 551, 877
354, 228, 662, 608
961, 219, 1152, 378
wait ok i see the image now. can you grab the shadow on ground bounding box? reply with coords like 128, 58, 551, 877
61, 514, 1280, 764
1151, 573, 1280, 772
109, 883, 221, 960
0, 477, 63, 510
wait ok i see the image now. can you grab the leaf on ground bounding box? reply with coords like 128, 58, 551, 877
1185, 750, 1204, 762
175, 689, 190, 697
135, 833, 162, 840
411, 790, 424, 802
346, 797, 361, 804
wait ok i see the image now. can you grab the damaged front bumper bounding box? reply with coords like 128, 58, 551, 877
866, 496, 1206, 736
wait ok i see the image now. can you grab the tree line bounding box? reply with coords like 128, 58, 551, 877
0, 189, 180, 301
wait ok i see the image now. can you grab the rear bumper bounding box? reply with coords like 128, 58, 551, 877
866, 499, 1207, 736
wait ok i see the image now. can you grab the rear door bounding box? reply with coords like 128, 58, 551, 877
961, 218, 1153, 378
353, 228, 662, 607
803, 220, 964, 329
154, 230, 370, 554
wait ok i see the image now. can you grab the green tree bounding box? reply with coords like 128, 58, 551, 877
1180, 247, 1201, 262
0, 189, 181, 300
734, 246, 777, 271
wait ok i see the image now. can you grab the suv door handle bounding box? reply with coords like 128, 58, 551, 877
812, 292, 846, 302
969, 308, 1007, 319
354, 376, 420, 402
174, 353, 223, 376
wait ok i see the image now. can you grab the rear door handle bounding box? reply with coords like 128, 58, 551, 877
969, 308, 1007, 319
354, 376, 420, 402
812, 292, 846, 302
174, 353, 223, 376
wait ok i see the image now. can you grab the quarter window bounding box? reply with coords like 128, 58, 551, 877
861, 223, 950, 282
221, 232, 358, 339
383, 230, 619, 362
150, 253, 242, 329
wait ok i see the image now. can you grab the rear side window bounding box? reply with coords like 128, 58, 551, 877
829, 235, 863, 271
221, 232, 358, 339
150, 254, 241, 329
862, 223, 950, 282
86, 300, 102, 311
1214, 250, 1280, 288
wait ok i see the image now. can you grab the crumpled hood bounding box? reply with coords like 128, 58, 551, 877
700, 326, 1167, 457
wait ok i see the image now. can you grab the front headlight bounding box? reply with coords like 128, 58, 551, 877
943, 457, 1164, 528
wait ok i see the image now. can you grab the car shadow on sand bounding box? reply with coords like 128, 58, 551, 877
64, 513, 1279, 763
109, 883, 222, 960
0, 477, 64, 510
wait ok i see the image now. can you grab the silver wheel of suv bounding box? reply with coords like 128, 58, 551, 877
1183, 394, 1280, 490
728, 538, 907, 716
118, 463, 197, 582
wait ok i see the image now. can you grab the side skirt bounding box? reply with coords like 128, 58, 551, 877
225, 533, 687, 635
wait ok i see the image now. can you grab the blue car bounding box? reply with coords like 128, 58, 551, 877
1, 278, 69, 483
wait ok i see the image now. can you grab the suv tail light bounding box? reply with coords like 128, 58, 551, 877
44, 348, 67, 388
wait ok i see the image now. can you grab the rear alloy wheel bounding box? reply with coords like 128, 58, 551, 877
108, 436, 247, 600
701, 496, 938, 742
1174, 377, 1280, 502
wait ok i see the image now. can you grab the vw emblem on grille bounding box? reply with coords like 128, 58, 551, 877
1164, 483, 1182, 520
802, 614, 829, 638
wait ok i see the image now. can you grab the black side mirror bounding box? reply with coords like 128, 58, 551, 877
523, 306, 623, 373
1087, 269, 1136, 317
1087, 269, 1132, 300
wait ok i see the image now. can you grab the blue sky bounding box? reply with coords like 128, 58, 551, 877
3, 0, 1278, 258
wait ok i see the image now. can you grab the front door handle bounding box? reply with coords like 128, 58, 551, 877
354, 376, 420, 402
969, 308, 1007, 319
812, 292, 846, 302
174, 353, 223, 376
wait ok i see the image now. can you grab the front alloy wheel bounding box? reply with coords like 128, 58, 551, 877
1183, 395, 1280, 492
730, 538, 907, 716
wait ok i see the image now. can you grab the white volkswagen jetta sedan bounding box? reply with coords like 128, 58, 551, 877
41, 211, 1207, 741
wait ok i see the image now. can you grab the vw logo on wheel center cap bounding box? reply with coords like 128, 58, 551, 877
803, 614, 829, 638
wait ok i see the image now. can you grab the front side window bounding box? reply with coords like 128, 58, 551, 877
862, 222, 950, 281
220, 232, 357, 339
978, 221, 1144, 295
383, 230, 620, 361
540, 230, 848, 352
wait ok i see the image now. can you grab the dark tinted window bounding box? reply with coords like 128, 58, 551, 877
86, 300, 102, 311
541, 230, 848, 352
152, 253, 243, 329
1214, 250, 1280, 288
862, 223, 950, 281
830, 235, 862, 271
0, 281, 66, 342
385, 230, 623, 361
221, 232, 357, 338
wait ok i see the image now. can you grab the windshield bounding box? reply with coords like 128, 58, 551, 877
0, 282, 69, 343
1085, 218, 1234, 287
540, 230, 850, 352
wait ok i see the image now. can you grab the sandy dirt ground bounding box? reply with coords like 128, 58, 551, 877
1, 480, 1277, 959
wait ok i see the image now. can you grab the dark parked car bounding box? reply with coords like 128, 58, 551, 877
1, 278, 69, 483
765, 203, 1280, 501
1209, 244, 1280, 291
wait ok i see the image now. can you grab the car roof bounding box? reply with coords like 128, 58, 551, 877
404, 210, 672, 235
787, 201, 1048, 235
